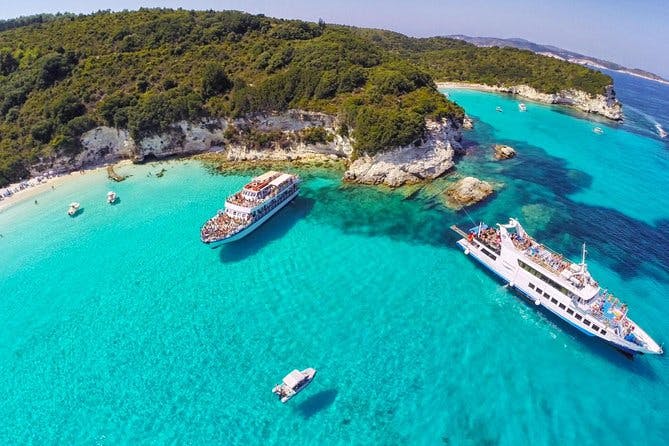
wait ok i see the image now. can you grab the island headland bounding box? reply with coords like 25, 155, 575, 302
0, 9, 621, 199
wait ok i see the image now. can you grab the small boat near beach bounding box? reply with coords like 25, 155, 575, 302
656, 123, 667, 139
200, 171, 300, 247
518, 103, 527, 112
593, 127, 604, 135
496, 106, 503, 112
272, 368, 316, 403
107, 191, 117, 204
451, 218, 663, 356
67, 202, 80, 216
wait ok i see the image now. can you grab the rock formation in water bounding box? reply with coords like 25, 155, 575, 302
444, 176, 494, 208
493, 144, 516, 160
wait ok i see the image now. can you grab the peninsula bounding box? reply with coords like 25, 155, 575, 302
0, 9, 619, 189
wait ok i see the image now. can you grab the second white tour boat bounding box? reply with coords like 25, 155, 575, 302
200, 171, 300, 247
451, 218, 662, 356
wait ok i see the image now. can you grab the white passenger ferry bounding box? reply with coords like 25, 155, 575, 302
451, 218, 663, 355
200, 171, 300, 247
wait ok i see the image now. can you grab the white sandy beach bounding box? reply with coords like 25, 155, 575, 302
436, 81, 504, 92
0, 161, 132, 213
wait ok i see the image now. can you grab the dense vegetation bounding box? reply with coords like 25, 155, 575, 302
352, 29, 612, 95
0, 9, 611, 186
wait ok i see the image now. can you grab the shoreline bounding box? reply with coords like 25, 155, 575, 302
0, 161, 132, 213
436, 81, 623, 121
0, 156, 348, 212
436, 81, 504, 92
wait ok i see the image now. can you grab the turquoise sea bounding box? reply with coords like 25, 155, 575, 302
1, 77, 669, 444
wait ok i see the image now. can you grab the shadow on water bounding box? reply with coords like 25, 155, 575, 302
218, 196, 315, 263
110, 197, 122, 205
294, 389, 338, 419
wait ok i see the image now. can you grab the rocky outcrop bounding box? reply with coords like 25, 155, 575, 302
494, 144, 516, 160
436, 82, 622, 120
343, 119, 462, 187
463, 115, 474, 130
444, 176, 494, 208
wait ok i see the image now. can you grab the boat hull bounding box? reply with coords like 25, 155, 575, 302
205, 189, 298, 248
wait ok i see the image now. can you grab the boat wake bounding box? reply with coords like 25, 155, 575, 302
624, 104, 668, 139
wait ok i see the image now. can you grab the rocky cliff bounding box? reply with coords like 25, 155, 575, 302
33, 109, 463, 188
436, 82, 622, 120
343, 119, 462, 187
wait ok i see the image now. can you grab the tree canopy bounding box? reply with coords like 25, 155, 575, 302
0, 8, 611, 186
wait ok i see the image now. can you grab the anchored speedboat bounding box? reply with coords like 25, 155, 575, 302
107, 191, 117, 204
67, 202, 80, 216
272, 368, 316, 403
451, 218, 663, 356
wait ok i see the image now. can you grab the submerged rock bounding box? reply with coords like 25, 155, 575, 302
493, 144, 516, 160
444, 176, 494, 208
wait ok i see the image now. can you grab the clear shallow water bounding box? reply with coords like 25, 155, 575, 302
1, 82, 669, 444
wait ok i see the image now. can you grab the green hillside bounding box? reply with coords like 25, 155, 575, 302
0, 9, 612, 186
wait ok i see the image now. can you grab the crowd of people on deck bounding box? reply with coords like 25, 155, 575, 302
587, 293, 643, 344
474, 227, 502, 252
227, 192, 264, 208
200, 211, 251, 241
508, 232, 571, 274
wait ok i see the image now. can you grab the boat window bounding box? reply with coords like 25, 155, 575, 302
536, 287, 543, 294
592, 324, 599, 331
543, 292, 550, 298
584, 320, 591, 326
481, 249, 497, 260
567, 308, 574, 315
558, 303, 566, 310
529, 283, 535, 289
601, 330, 607, 335
551, 298, 558, 304
575, 314, 583, 320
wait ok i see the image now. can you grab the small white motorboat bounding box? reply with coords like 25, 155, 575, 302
67, 202, 80, 216
496, 106, 503, 112
272, 368, 316, 403
107, 191, 117, 204
593, 127, 604, 135
518, 103, 527, 112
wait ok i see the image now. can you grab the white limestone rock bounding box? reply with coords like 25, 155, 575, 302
445, 176, 494, 208
494, 144, 516, 160
343, 119, 461, 187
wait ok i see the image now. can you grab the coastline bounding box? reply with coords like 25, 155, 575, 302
436, 81, 503, 92
436, 81, 623, 120
0, 161, 131, 213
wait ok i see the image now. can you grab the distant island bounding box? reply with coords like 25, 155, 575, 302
0, 9, 620, 187
449, 35, 669, 85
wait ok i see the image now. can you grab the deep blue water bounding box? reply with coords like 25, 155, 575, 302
605, 68, 669, 142
0, 72, 668, 445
